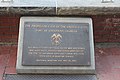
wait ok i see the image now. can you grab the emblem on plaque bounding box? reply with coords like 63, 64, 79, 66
51, 33, 62, 45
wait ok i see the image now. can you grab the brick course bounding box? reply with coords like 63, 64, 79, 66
92, 15, 120, 42
0, 15, 20, 43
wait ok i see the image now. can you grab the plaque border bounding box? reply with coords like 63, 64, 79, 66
16, 17, 95, 74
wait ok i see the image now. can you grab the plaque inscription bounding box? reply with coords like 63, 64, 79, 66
22, 22, 91, 66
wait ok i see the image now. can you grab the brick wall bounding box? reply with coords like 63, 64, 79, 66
0, 15, 20, 44
0, 15, 120, 44
92, 15, 120, 42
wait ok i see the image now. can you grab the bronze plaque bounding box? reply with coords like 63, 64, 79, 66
22, 22, 91, 66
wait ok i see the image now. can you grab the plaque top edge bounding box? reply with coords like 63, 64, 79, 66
20, 17, 92, 23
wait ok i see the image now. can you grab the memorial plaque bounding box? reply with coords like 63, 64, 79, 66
22, 22, 90, 66
16, 17, 95, 74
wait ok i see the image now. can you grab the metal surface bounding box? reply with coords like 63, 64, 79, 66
5, 74, 97, 80
16, 17, 95, 74
22, 22, 90, 66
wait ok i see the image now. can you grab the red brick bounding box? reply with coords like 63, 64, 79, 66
0, 46, 11, 52
0, 30, 18, 35
7, 52, 17, 67
0, 68, 4, 75
109, 39, 120, 42
94, 30, 111, 35
93, 26, 105, 31
10, 45, 17, 54
112, 69, 120, 80
6, 45, 17, 67
5, 67, 16, 74
10, 38, 18, 42
0, 54, 9, 67
0, 49, 10, 55
1, 35, 11, 39
0, 27, 10, 32
95, 47, 120, 80
1, 36, 12, 42
10, 26, 19, 32
0, 15, 20, 27
11, 35, 18, 39
11, 35, 18, 42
